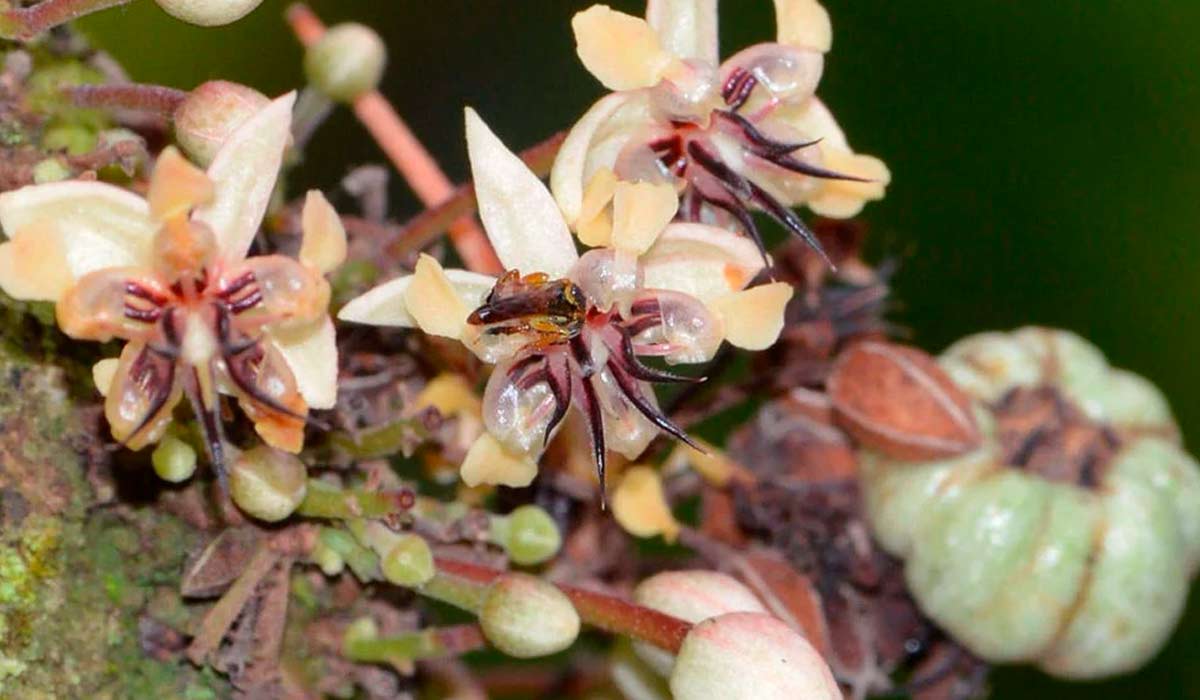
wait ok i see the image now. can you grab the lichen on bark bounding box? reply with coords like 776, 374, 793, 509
0, 329, 227, 698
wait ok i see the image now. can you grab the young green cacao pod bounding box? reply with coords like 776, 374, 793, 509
858, 327, 1200, 679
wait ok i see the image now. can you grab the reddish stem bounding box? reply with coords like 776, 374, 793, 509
0, 0, 129, 41
65, 83, 187, 118
435, 557, 693, 653
285, 3, 502, 275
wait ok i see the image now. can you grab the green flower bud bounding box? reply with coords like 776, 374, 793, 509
380, 534, 434, 587
311, 536, 346, 576
479, 573, 580, 658
304, 23, 387, 102
498, 505, 562, 566
153, 0, 264, 27
32, 158, 70, 184
174, 81, 269, 166
151, 436, 197, 483
41, 123, 95, 156
669, 612, 840, 700
229, 447, 307, 523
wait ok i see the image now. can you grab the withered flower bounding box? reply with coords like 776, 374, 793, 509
340, 108, 792, 493
0, 93, 345, 474
552, 0, 889, 264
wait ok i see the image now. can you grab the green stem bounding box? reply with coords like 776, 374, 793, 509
344, 624, 485, 664
298, 479, 415, 519
316, 526, 379, 581
0, 0, 131, 40
418, 571, 489, 614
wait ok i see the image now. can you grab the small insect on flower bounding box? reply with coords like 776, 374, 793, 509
0, 92, 346, 481
340, 108, 793, 498
552, 0, 890, 266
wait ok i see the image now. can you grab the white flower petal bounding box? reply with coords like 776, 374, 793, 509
465, 108, 578, 277
573, 5, 677, 91
551, 92, 638, 226
642, 223, 765, 302
774, 0, 833, 52
0, 181, 155, 300
194, 91, 297, 261
299, 190, 347, 274
646, 0, 719, 65
709, 282, 794, 351
338, 268, 496, 328
268, 315, 338, 410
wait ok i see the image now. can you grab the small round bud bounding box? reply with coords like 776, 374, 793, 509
479, 573, 580, 658
380, 534, 435, 587
151, 436, 198, 483
311, 537, 345, 576
669, 612, 840, 700
304, 23, 387, 102
229, 446, 307, 522
633, 570, 767, 676
32, 158, 70, 184
501, 505, 562, 566
153, 0, 264, 27
174, 81, 269, 166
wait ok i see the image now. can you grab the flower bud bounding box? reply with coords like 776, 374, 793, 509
174, 81, 270, 166
380, 533, 435, 587
669, 612, 840, 700
229, 446, 308, 522
151, 436, 198, 483
479, 573, 580, 658
497, 505, 562, 566
153, 0, 264, 27
633, 570, 767, 676
32, 158, 70, 184
304, 23, 387, 102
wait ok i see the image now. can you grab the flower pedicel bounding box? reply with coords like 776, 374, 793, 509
0, 92, 345, 478
339, 108, 793, 495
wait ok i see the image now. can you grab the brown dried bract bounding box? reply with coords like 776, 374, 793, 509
829, 341, 980, 461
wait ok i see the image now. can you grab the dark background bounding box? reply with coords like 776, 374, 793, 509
80, 1, 1200, 697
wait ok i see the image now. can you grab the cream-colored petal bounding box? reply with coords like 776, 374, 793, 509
92, 358, 119, 398
611, 181, 678, 255
612, 465, 680, 542
551, 92, 638, 225
0, 229, 73, 302
299, 190, 347, 274
576, 209, 614, 248
0, 181, 155, 299
642, 223, 765, 302
194, 91, 296, 261
403, 254, 476, 339
147, 146, 214, 221
646, 0, 718, 65
411, 373, 482, 418
774, 0, 833, 52
709, 282, 794, 351
337, 267, 496, 328
808, 150, 890, 219
573, 5, 677, 91
460, 432, 539, 488
465, 108, 578, 277
579, 168, 619, 227
268, 315, 338, 410
775, 97, 848, 149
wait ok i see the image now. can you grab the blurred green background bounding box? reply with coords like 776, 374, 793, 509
78, 0, 1200, 697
